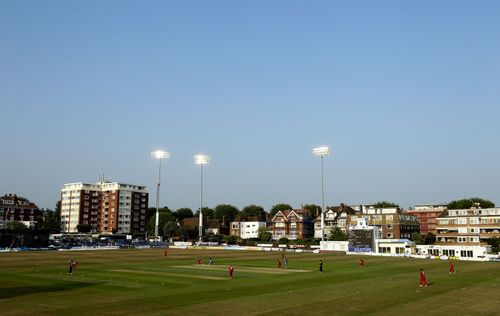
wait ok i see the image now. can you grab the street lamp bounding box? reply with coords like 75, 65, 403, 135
151, 150, 171, 239
313, 146, 330, 242
194, 154, 210, 243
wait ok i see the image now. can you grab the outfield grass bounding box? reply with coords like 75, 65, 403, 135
1, 248, 499, 315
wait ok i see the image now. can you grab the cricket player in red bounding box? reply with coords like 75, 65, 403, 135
277, 258, 282, 270
228, 265, 235, 278
163, 249, 168, 257
449, 261, 455, 274
419, 268, 429, 286
359, 258, 365, 267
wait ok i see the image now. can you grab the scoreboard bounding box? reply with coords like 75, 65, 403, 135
348, 229, 374, 252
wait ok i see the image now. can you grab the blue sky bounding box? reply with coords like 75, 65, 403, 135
1, 1, 499, 210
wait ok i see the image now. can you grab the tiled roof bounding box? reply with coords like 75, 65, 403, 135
0, 193, 39, 209
180, 217, 199, 227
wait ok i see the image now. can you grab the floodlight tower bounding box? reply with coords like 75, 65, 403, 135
313, 146, 330, 242
194, 154, 210, 243
151, 150, 171, 239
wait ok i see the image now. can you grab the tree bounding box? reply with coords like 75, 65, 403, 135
328, 227, 348, 241
258, 227, 272, 242
411, 232, 425, 245
162, 221, 180, 239
147, 206, 173, 218
4, 221, 27, 230
424, 232, 436, 245
37, 208, 61, 233
77, 224, 92, 233
278, 237, 289, 244
270, 203, 293, 217
411, 232, 436, 245
179, 225, 199, 241
222, 235, 238, 245
447, 198, 495, 210
214, 204, 240, 223
240, 204, 267, 221
303, 204, 321, 217
175, 208, 193, 221
195, 207, 214, 219
147, 208, 176, 236
486, 237, 500, 253
373, 201, 399, 209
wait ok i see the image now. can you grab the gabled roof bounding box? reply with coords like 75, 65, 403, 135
205, 219, 221, 228
180, 217, 199, 227
271, 209, 309, 222
271, 210, 289, 222
0, 194, 39, 209
316, 204, 358, 220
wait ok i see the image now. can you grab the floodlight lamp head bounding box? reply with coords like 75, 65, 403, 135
313, 146, 330, 157
194, 154, 210, 165
151, 150, 171, 159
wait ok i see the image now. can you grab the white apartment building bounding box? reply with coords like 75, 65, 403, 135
230, 221, 267, 239
60, 181, 148, 234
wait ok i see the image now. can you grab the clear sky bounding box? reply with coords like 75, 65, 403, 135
1, 1, 499, 211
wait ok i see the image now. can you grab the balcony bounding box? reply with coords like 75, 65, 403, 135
435, 241, 483, 246
436, 223, 460, 227
479, 232, 500, 238
436, 232, 479, 237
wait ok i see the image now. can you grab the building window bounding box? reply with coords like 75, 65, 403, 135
460, 250, 473, 258
379, 247, 390, 253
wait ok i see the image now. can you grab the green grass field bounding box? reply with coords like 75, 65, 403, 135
1, 248, 499, 315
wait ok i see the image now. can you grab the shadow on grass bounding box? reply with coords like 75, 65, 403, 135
0, 281, 97, 300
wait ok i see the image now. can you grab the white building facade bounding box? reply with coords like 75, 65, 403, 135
60, 181, 148, 234
230, 221, 267, 239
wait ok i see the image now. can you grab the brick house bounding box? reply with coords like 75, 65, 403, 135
271, 209, 314, 241
0, 194, 42, 228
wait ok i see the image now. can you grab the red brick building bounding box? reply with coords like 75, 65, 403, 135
0, 193, 42, 227
348, 207, 420, 239
271, 209, 314, 240
404, 205, 446, 234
